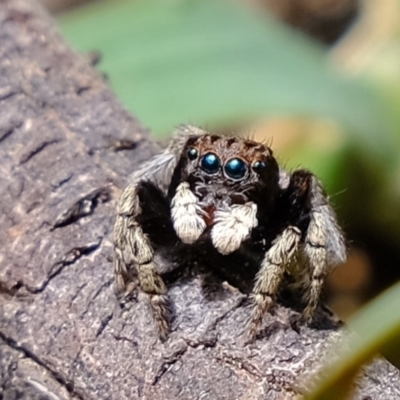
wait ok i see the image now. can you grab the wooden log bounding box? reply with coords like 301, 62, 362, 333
0, 1, 399, 399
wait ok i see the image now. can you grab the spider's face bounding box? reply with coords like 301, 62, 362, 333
181, 134, 279, 205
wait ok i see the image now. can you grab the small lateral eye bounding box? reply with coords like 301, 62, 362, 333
252, 160, 266, 173
201, 153, 221, 174
187, 147, 198, 160
224, 158, 247, 180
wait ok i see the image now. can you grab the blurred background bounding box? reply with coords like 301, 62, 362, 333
41, 0, 400, 321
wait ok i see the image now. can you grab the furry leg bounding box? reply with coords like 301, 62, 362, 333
247, 226, 301, 339
114, 184, 171, 339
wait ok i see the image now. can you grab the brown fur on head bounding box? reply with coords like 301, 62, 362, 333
175, 134, 280, 210
186, 134, 273, 166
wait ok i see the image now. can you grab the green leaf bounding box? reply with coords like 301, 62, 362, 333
58, 0, 397, 159
307, 282, 400, 399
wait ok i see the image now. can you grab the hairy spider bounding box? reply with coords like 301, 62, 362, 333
113, 125, 346, 340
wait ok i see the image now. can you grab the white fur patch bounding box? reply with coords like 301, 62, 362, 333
171, 182, 206, 244
211, 202, 258, 255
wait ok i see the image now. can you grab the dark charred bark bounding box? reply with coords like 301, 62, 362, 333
0, 1, 399, 399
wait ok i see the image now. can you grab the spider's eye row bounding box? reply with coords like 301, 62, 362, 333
252, 160, 266, 173
201, 153, 221, 174
187, 147, 198, 160
224, 158, 247, 180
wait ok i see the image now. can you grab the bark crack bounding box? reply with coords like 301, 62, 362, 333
2, 239, 103, 297
152, 342, 189, 386
19, 139, 61, 165
0, 120, 22, 143
216, 353, 264, 379
95, 312, 114, 338
52, 187, 111, 230
80, 277, 114, 319
0, 331, 85, 400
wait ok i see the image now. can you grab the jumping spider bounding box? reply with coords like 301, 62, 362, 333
113, 125, 346, 340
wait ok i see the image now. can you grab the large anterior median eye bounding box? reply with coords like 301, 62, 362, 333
201, 153, 221, 174
224, 158, 247, 180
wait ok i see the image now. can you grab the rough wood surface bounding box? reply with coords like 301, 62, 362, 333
1, 1, 400, 399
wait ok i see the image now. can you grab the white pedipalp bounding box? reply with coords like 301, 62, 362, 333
211, 202, 258, 255
171, 182, 207, 244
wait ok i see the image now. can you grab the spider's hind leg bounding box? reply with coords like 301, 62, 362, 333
301, 175, 346, 322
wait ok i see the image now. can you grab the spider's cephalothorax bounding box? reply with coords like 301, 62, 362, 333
113, 125, 346, 340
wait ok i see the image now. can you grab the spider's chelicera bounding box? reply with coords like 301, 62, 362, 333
113, 125, 346, 340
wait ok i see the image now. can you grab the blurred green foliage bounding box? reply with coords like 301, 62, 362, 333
58, 0, 395, 153
308, 280, 400, 399
58, 0, 400, 398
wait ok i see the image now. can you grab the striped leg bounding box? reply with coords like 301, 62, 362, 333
113, 184, 171, 339
247, 226, 301, 339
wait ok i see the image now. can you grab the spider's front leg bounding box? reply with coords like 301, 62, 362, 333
246, 169, 346, 339
247, 225, 301, 339
114, 183, 171, 339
